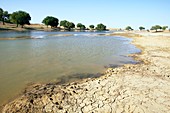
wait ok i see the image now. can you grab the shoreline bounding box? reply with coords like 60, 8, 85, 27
2, 32, 170, 113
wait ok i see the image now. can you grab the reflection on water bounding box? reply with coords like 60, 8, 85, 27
0, 31, 140, 106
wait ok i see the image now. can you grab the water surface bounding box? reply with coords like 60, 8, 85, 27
0, 31, 140, 106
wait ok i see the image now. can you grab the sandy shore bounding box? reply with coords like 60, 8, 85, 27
2, 32, 170, 113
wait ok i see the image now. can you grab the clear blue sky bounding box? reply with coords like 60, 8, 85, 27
0, 0, 170, 29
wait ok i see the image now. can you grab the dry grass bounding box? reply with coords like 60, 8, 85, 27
0, 22, 56, 31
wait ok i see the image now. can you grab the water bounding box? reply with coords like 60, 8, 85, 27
0, 31, 140, 106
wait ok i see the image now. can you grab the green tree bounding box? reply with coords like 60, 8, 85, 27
80, 25, 86, 30
42, 16, 59, 28
60, 20, 75, 31
89, 25, 95, 29
0, 8, 3, 22
125, 26, 133, 31
162, 26, 168, 31
60, 20, 68, 29
0, 8, 9, 25
66, 21, 75, 31
150, 25, 162, 32
139, 26, 145, 31
96, 23, 106, 31
10, 11, 31, 28
77, 23, 83, 29
2, 11, 10, 25
77, 23, 86, 30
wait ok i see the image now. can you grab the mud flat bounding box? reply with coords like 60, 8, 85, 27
2, 32, 170, 113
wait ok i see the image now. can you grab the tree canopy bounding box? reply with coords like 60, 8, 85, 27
66, 21, 75, 30
60, 20, 75, 31
80, 25, 86, 30
0, 8, 10, 25
89, 25, 95, 29
150, 25, 162, 32
125, 26, 133, 31
60, 20, 68, 28
162, 26, 168, 31
0, 8, 3, 21
76, 23, 86, 30
10, 11, 31, 27
77, 23, 82, 28
96, 23, 106, 31
139, 26, 145, 31
42, 16, 59, 28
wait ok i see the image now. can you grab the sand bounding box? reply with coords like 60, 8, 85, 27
2, 32, 170, 113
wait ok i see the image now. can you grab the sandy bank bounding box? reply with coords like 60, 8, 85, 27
2, 32, 170, 113
0, 22, 60, 32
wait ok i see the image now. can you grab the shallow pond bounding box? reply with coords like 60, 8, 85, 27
0, 31, 140, 106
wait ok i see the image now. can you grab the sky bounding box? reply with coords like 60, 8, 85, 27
0, 0, 170, 29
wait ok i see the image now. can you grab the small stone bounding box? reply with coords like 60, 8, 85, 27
58, 106, 63, 110
30, 99, 34, 104
55, 102, 59, 105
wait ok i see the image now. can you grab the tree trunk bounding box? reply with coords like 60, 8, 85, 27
2, 19, 5, 25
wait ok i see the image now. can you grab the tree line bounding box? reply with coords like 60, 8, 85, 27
0, 8, 31, 28
0, 8, 107, 31
0, 8, 169, 32
125, 25, 169, 32
42, 16, 107, 31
